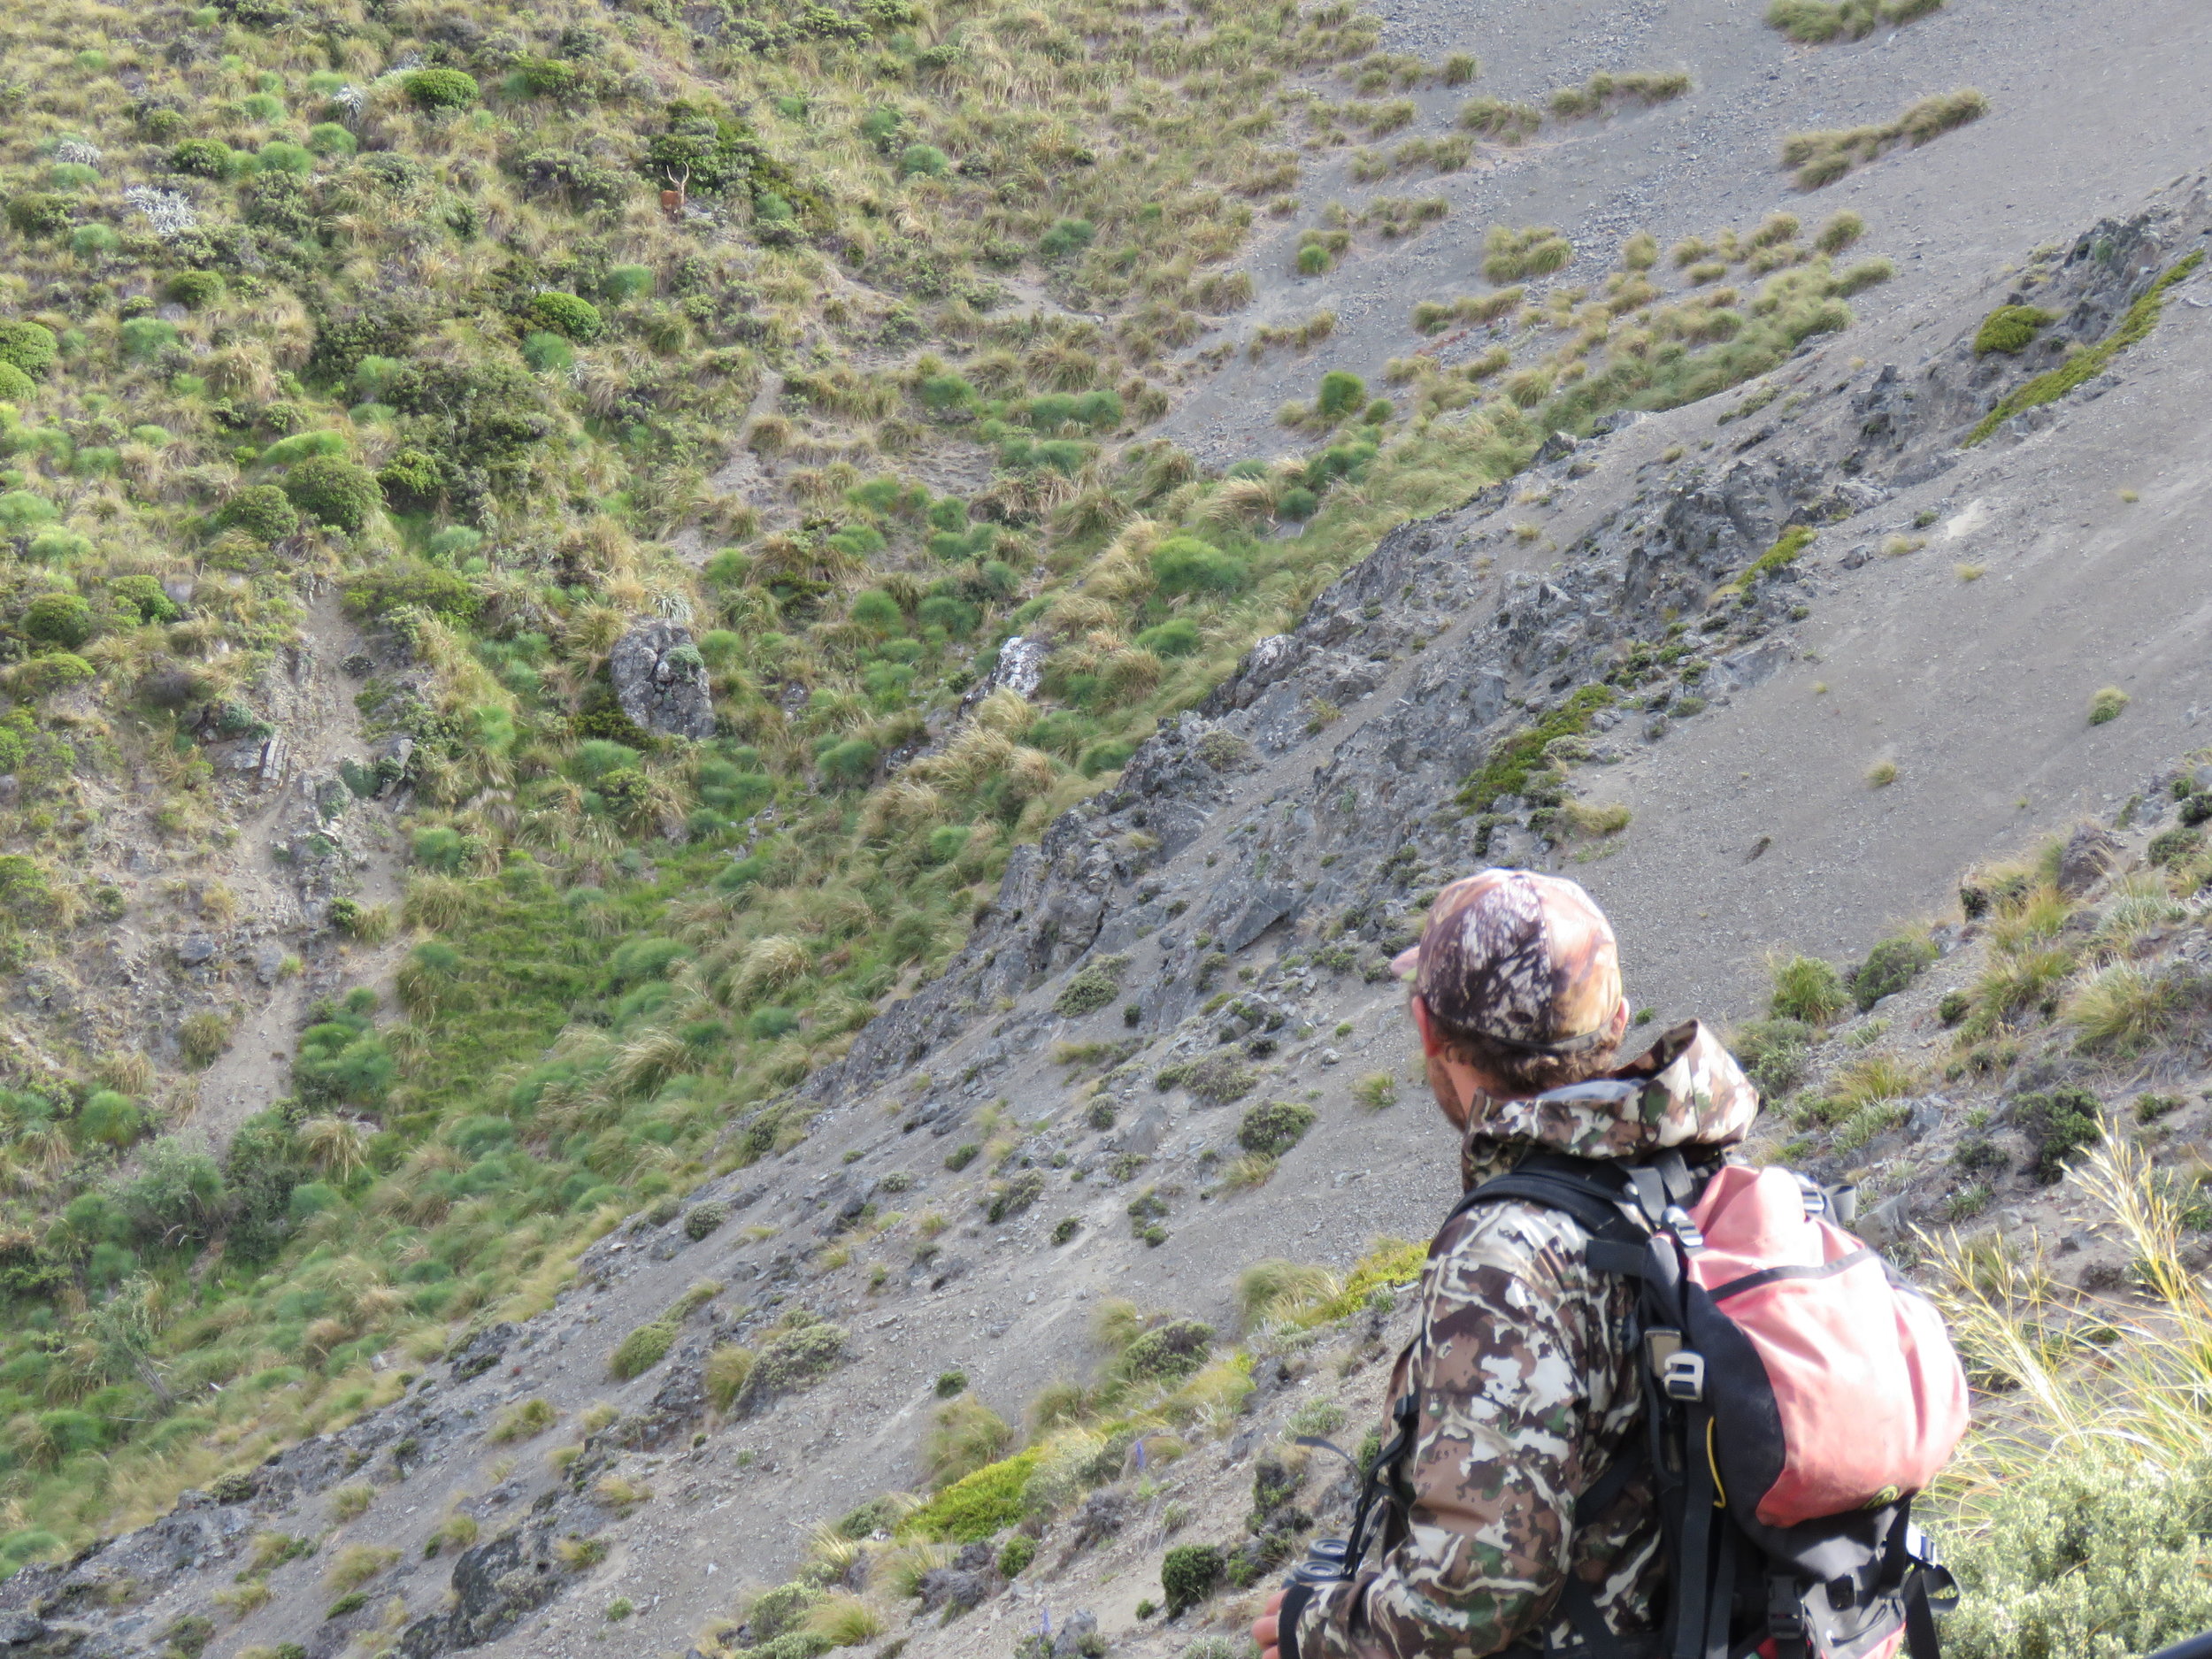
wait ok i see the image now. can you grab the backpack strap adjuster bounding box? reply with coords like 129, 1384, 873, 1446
1660, 1348, 1706, 1402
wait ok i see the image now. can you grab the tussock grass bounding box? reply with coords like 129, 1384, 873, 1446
1782, 89, 1988, 188
1927, 1135, 2212, 1654
1766, 0, 1943, 43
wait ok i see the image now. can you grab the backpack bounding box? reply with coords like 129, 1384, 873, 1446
1311, 1149, 1969, 1659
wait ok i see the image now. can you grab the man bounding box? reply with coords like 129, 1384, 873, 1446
1255, 868, 1759, 1659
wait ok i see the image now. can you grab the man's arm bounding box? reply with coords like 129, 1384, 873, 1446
1286, 1205, 1614, 1659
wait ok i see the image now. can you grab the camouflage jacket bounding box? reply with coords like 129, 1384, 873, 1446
1290, 1020, 1760, 1659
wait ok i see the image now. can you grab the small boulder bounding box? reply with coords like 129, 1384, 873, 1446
2056, 822, 2120, 895
609, 619, 715, 741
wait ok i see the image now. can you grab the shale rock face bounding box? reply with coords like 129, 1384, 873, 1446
610, 620, 715, 740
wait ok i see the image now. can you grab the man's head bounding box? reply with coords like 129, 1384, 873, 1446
1394, 868, 1630, 1123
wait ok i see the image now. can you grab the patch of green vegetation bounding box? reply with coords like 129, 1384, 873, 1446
1940, 1448, 2212, 1657
1236, 1101, 1317, 1158
1458, 686, 1617, 811
1850, 933, 1938, 1011
1770, 955, 1848, 1024
1732, 1018, 1816, 1096
1783, 89, 1988, 189
1973, 305, 2057, 356
1745, 525, 1816, 582
1766, 0, 1943, 44
1969, 253, 2206, 443
897, 1448, 1044, 1542
1054, 956, 1130, 1018
1161, 1542, 1225, 1615
2017, 1085, 2102, 1185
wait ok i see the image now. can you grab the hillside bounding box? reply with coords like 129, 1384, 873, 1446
0, 0, 2210, 1655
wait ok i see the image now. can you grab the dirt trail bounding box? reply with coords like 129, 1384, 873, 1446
188, 590, 409, 1148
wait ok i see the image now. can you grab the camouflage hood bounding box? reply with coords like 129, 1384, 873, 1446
1459, 1018, 1760, 1187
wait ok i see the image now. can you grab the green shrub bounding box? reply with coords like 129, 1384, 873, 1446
1731, 1018, 1815, 1096
2017, 1085, 2101, 1184
1116, 1317, 1214, 1382
1149, 535, 1245, 595
898, 142, 949, 178
1973, 304, 2055, 356
996, 1534, 1037, 1577
818, 738, 879, 786
1237, 1100, 1317, 1158
5, 194, 73, 237
1941, 1448, 2212, 1658
1054, 955, 1128, 1018
1850, 934, 1937, 1010
529, 291, 603, 342
1315, 370, 1367, 421
0, 490, 58, 532
168, 139, 234, 178
257, 141, 314, 176
6, 653, 94, 697
610, 1318, 678, 1380
1970, 252, 2203, 444
403, 69, 480, 111
119, 319, 180, 362
165, 270, 227, 311
985, 1171, 1045, 1224
733, 1317, 847, 1412
21, 593, 94, 649
0, 361, 32, 401
901, 1447, 1042, 1540
1769, 955, 1847, 1024
307, 123, 357, 157
283, 457, 380, 532
1161, 1543, 1225, 1616
107, 575, 179, 624
1039, 218, 1095, 258
0, 319, 59, 380
684, 1202, 727, 1240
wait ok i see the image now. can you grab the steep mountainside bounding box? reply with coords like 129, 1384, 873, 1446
2, 0, 2212, 1655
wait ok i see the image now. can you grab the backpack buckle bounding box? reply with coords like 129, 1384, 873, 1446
1663, 1205, 1705, 1250
1660, 1349, 1706, 1402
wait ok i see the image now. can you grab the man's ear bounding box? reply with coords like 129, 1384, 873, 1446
1409, 995, 1446, 1058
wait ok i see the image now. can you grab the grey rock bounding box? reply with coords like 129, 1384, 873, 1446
2056, 822, 2121, 895
1906, 1096, 1947, 1138
917, 1567, 992, 1613
1857, 1194, 1911, 1247
1051, 1611, 1101, 1657
1122, 1108, 1168, 1156
400, 1525, 566, 1656
967, 634, 1048, 703
449, 1322, 517, 1382
609, 619, 715, 741
252, 943, 287, 985
175, 933, 217, 967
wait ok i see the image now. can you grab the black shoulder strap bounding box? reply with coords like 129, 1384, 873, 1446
1450, 1152, 1659, 1279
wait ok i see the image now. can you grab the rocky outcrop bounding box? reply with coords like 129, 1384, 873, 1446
610, 620, 715, 740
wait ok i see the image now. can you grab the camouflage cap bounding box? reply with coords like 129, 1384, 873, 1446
1392, 868, 1624, 1054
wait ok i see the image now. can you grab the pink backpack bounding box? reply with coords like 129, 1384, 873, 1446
1334, 1150, 1968, 1659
